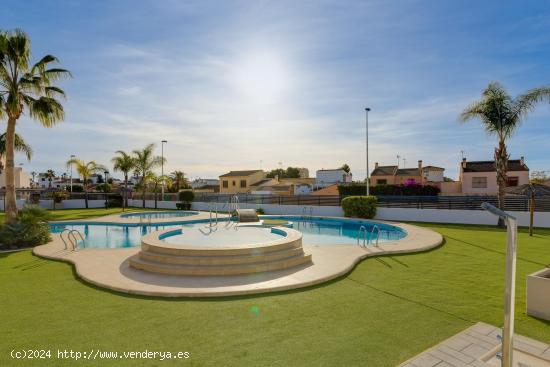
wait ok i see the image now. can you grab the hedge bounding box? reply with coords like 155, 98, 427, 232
341, 196, 377, 219
338, 183, 440, 196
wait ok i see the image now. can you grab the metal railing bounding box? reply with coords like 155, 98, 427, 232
356, 226, 367, 247
59, 228, 84, 250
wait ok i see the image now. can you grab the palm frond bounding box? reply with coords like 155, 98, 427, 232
0, 132, 33, 161
26, 96, 64, 127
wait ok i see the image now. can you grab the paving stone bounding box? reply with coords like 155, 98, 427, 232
428, 350, 468, 367
461, 344, 490, 359
470, 323, 497, 336
410, 353, 441, 367
446, 336, 473, 352
437, 345, 475, 364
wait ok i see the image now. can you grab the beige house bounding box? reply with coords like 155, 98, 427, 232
219, 170, 266, 194
459, 157, 529, 195
371, 160, 445, 186
0, 159, 31, 188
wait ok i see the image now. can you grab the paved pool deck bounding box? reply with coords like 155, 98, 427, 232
399, 322, 550, 367
34, 212, 443, 297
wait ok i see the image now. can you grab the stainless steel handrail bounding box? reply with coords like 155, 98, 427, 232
481, 202, 517, 367
356, 225, 367, 247
67, 229, 85, 250
370, 225, 380, 246
59, 229, 71, 250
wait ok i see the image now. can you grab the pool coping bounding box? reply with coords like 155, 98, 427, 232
34, 211, 443, 297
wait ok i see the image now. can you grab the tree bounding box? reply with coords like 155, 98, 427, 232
66, 158, 105, 208
0, 29, 71, 224
460, 82, 550, 226
266, 167, 301, 179
0, 132, 33, 162
44, 169, 55, 188
340, 164, 351, 173
170, 170, 188, 192
132, 143, 165, 208
147, 173, 169, 209
111, 150, 135, 211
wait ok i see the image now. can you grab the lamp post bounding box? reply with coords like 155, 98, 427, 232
104, 170, 109, 209
161, 140, 167, 198
365, 108, 371, 196
70, 154, 75, 192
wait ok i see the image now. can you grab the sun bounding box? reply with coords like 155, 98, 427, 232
230, 50, 290, 104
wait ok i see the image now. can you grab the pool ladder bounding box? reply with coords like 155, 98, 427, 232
356, 225, 381, 248
302, 206, 313, 219
60, 229, 85, 250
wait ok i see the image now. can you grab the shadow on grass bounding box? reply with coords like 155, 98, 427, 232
445, 235, 547, 267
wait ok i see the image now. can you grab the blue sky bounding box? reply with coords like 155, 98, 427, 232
2, 0, 550, 180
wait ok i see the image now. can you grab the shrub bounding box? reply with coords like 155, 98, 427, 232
95, 183, 112, 193
256, 208, 265, 215
0, 206, 52, 249
106, 194, 123, 208
338, 183, 368, 196
341, 196, 377, 219
176, 202, 192, 210
65, 184, 84, 192
51, 190, 69, 203
178, 190, 195, 202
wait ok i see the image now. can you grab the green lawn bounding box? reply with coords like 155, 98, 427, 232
0, 207, 163, 222
1, 211, 549, 366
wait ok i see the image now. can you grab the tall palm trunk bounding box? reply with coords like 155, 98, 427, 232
494, 139, 508, 227
154, 185, 158, 209
4, 118, 17, 224
141, 178, 146, 208
84, 177, 89, 209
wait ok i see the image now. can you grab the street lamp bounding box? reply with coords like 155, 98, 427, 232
70, 154, 75, 192
161, 140, 167, 197
365, 108, 371, 196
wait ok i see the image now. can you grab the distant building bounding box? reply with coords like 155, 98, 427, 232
371, 160, 444, 186
315, 169, 352, 188
459, 157, 529, 195
310, 184, 339, 196
298, 168, 309, 178
0, 160, 30, 188
219, 170, 266, 194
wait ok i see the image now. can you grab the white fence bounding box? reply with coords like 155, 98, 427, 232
0, 199, 107, 210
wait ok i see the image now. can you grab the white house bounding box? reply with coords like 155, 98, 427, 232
315, 169, 352, 188
0, 160, 30, 189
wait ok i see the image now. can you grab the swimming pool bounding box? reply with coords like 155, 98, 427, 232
49, 217, 406, 249
120, 211, 199, 219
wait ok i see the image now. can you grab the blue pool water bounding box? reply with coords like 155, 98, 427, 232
49, 217, 406, 249
120, 211, 199, 219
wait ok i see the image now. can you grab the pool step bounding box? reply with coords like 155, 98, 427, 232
139, 246, 306, 266
129, 253, 312, 276
142, 236, 302, 257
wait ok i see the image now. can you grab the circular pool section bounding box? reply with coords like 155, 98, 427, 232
120, 211, 199, 219
161, 226, 285, 248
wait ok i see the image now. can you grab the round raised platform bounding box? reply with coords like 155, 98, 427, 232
129, 226, 313, 276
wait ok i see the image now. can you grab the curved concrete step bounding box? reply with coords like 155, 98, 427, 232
139, 247, 305, 266
129, 253, 312, 276
142, 237, 302, 257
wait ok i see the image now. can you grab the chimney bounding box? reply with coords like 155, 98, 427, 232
520, 156, 525, 166
418, 160, 422, 170
375, 162, 379, 169
461, 157, 467, 169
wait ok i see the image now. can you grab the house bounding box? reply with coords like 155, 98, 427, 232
315, 169, 352, 188
250, 177, 315, 196
219, 170, 266, 194
371, 160, 444, 185
459, 157, 529, 195
0, 159, 30, 188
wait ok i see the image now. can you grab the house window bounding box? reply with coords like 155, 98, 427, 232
240, 180, 246, 188
222, 181, 228, 188
506, 176, 519, 187
232, 180, 236, 186
377, 179, 387, 185
472, 177, 487, 188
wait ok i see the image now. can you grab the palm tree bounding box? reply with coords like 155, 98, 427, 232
44, 169, 55, 188
132, 143, 165, 208
170, 170, 188, 192
0, 29, 71, 224
147, 173, 169, 209
0, 133, 33, 162
111, 150, 135, 211
460, 82, 550, 226
66, 158, 105, 208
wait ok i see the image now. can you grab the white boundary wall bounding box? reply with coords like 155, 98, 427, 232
4, 198, 546, 228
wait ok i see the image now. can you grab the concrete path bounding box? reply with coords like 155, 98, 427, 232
399, 322, 550, 367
